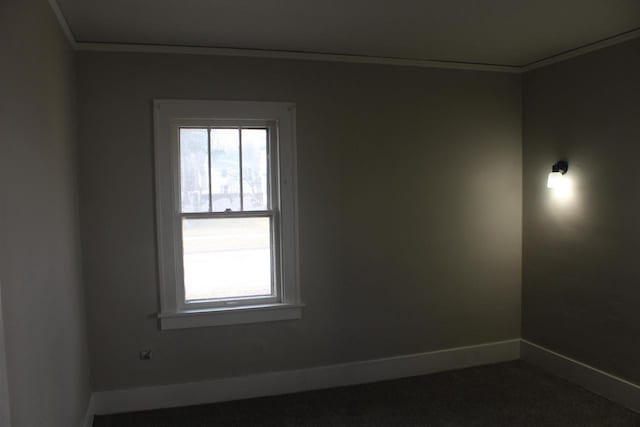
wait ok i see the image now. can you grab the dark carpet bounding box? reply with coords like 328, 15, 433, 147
93, 361, 639, 426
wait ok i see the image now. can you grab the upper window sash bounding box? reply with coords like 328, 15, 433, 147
176, 123, 276, 215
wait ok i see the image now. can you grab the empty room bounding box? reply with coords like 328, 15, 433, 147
1, 0, 639, 425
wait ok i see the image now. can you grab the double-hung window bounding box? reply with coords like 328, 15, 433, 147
154, 100, 301, 329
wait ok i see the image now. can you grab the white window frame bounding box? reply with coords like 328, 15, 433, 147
154, 100, 301, 329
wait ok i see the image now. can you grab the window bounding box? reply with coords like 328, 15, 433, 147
154, 100, 301, 329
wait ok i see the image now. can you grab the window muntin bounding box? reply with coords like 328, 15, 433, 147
177, 125, 279, 309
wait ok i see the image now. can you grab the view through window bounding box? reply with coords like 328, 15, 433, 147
179, 127, 274, 302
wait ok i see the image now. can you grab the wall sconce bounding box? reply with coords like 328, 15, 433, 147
547, 160, 568, 189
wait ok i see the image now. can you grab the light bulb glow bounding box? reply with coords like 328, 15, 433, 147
547, 171, 564, 189
548, 172, 573, 199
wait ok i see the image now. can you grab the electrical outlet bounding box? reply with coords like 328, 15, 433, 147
139, 350, 152, 360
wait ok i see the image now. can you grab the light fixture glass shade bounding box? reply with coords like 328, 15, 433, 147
547, 171, 564, 189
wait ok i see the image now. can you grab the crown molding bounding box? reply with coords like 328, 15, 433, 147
47, 0, 76, 48
75, 42, 521, 73
521, 27, 640, 72
48, 0, 640, 75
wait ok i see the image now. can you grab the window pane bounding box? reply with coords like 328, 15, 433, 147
182, 217, 272, 301
242, 129, 269, 211
211, 129, 240, 212
180, 128, 209, 213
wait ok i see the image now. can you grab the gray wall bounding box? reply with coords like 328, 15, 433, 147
0, 0, 92, 425
76, 52, 522, 390
0, 289, 10, 426
523, 39, 640, 384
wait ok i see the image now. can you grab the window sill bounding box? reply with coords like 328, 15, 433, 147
158, 303, 304, 330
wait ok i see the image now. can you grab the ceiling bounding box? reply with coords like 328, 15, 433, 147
56, 0, 640, 67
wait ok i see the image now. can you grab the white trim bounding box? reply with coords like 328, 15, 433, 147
0, 283, 12, 427
159, 303, 304, 329
82, 394, 95, 427
521, 339, 640, 413
154, 100, 301, 328
69, 30, 640, 74
75, 42, 521, 74
521, 28, 640, 72
47, 0, 640, 74
92, 338, 520, 415
47, 0, 77, 48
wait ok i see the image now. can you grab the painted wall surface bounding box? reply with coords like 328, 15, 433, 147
76, 52, 522, 390
0, 0, 92, 425
0, 289, 10, 427
523, 39, 640, 384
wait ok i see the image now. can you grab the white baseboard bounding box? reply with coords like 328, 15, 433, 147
92, 338, 520, 415
82, 394, 95, 427
521, 339, 640, 413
